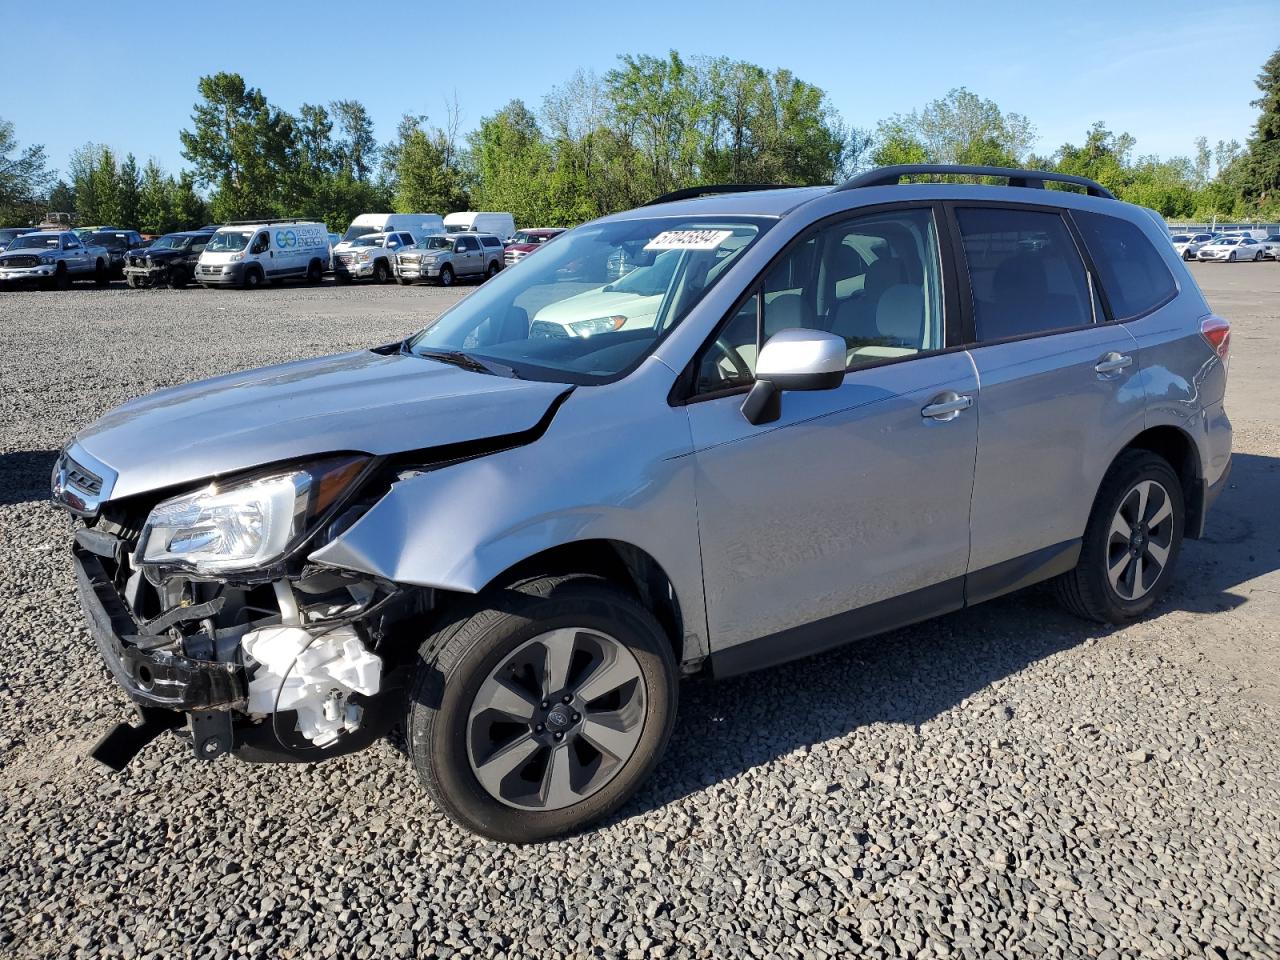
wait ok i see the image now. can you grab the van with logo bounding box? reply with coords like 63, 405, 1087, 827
196, 220, 332, 289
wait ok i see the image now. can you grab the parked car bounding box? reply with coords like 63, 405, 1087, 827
74, 225, 127, 240
123, 229, 216, 287
88, 230, 147, 278
1256, 234, 1280, 260
336, 214, 443, 256
1170, 232, 1214, 260
0, 227, 27, 252
1196, 236, 1265, 262
504, 228, 566, 266
335, 231, 415, 283
196, 220, 331, 288
0, 230, 111, 288
393, 232, 503, 286
51, 164, 1232, 842
444, 211, 516, 240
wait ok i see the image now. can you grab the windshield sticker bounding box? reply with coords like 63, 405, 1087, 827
644, 229, 733, 251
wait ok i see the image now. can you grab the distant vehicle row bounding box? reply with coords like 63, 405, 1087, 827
0, 211, 570, 291
1170, 230, 1280, 261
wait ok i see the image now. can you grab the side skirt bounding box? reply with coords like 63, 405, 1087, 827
709, 539, 1081, 678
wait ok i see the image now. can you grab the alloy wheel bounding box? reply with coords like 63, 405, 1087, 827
467, 627, 647, 811
1106, 479, 1175, 601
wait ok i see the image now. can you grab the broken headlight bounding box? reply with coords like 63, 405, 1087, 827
136, 456, 368, 577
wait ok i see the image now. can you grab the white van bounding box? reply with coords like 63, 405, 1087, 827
444, 212, 515, 240
336, 214, 445, 254
196, 221, 331, 289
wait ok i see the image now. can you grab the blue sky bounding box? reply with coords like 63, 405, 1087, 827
3, 1, 1276, 179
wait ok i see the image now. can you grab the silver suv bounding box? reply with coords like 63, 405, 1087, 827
53, 165, 1232, 842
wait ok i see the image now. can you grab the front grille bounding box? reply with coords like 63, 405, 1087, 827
398, 255, 420, 265
337, 254, 355, 266
64, 456, 103, 496
1, 255, 39, 268
199, 264, 220, 275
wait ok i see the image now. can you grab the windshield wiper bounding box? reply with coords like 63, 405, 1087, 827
414, 348, 519, 379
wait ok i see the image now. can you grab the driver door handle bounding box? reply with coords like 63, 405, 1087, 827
1094, 352, 1132, 375
921, 392, 973, 421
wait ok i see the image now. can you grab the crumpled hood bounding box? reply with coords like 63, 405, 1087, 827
74, 349, 572, 500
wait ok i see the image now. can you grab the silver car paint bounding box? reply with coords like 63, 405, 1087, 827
59, 180, 1231, 668
686, 351, 979, 648
73, 350, 570, 499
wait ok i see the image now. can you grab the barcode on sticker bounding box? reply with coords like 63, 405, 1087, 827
644, 229, 733, 251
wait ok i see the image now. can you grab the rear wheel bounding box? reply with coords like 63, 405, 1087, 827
407, 575, 678, 843
168, 267, 187, 288
1054, 450, 1184, 623
306, 259, 323, 284
485, 261, 500, 280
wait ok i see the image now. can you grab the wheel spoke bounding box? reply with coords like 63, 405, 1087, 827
1145, 539, 1170, 569
580, 712, 641, 760
1108, 552, 1132, 592
575, 650, 643, 703
472, 734, 541, 798
1109, 511, 1132, 541
1134, 481, 1151, 525
540, 629, 578, 697
1126, 554, 1144, 597
540, 743, 578, 808
1147, 497, 1173, 529
471, 677, 539, 722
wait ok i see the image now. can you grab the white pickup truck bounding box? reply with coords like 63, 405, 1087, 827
0, 231, 112, 288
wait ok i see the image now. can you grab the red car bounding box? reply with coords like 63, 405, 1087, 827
503, 228, 565, 266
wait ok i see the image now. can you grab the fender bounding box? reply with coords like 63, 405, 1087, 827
309, 360, 710, 661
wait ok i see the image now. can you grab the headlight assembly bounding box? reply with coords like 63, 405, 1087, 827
569, 315, 627, 337
39, 255, 56, 265
136, 456, 369, 578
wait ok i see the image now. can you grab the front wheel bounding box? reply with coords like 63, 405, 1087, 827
406, 575, 678, 843
168, 267, 187, 288
373, 259, 390, 283
94, 259, 109, 285
242, 267, 263, 290
1053, 450, 1184, 624
437, 264, 455, 287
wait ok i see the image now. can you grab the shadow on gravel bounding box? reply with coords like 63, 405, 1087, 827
615, 451, 1280, 820
0, 450, 58, 508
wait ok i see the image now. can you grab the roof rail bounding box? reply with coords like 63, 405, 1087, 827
644, 184, 792, 206
836, 164, 1116, 200
219, 217, 317, 226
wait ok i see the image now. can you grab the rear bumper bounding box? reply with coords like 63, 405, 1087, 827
72, 544, 245, 711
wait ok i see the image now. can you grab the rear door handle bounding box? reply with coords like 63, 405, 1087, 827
921, 391, 973, 421
1094, 352, 1133, 374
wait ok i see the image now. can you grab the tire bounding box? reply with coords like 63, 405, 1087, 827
406, 574, 678, 843
168, 267, 187, 289
373, 259, 390, 283
1053, 450, 1184, 624
437, 264, 455, 287
485, 261, 500, 281
1183, 250, 1193, 261
306, 259, 323, 284
54, 264, 71, 291
94, 260, 109, 286
335, 273, 351, 285
242, 266, 263, 290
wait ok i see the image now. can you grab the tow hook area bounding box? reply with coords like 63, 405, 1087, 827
90, 707, 184, 771
190, 710, 235, 760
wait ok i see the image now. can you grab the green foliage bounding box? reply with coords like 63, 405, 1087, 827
0, 116, 52, 225
872, 88, 1035, 169
1238, 45, 1280, 213
388, 115, 469, 214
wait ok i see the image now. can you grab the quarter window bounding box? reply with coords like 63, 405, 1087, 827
956, 207, 1094, 341
1072, 211, 1177, 320
695, 207, 945, 392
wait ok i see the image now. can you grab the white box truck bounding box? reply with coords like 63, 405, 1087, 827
444, 212, 515, 240
336, 214, 445, 255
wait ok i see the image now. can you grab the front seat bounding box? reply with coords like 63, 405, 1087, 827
830, 256, 905, 343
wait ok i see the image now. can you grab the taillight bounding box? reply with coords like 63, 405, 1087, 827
1201, 316, 1230, 368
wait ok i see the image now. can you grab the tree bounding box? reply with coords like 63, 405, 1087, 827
138, 160, 174, 234
0, 117, 52, 224
387, 114, 469, 214
331, 99, 378, 182
90, 147, 123, 226
118, 153, 142, 229
873, 88, 1035, 169
468, 100, 555, 225
1240, 45, 1280, 211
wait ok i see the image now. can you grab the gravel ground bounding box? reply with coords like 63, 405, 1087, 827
1, 266, 1278, 959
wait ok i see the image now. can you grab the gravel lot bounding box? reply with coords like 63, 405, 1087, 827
1, 264, 1278, 959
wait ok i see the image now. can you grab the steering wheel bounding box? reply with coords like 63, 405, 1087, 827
712, 337, 753, 383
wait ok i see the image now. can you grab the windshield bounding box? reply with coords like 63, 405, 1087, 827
418, 235, 453, 250
511, 232, 548, 245
1215, 237, 1239, 245
342, 225, 380, 242
406, 216, 769, 383
9, 234, 60, 250
91, 233, 131, 250
206, 231, 252, 252
350, 235, 386, 248
150, 234, 193, 250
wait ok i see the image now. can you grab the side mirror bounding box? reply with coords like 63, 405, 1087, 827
741, 328, 846, 425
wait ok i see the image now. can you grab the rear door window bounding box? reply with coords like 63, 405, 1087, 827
1072, 211, 1177, 320
955, 207, 1094, 342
